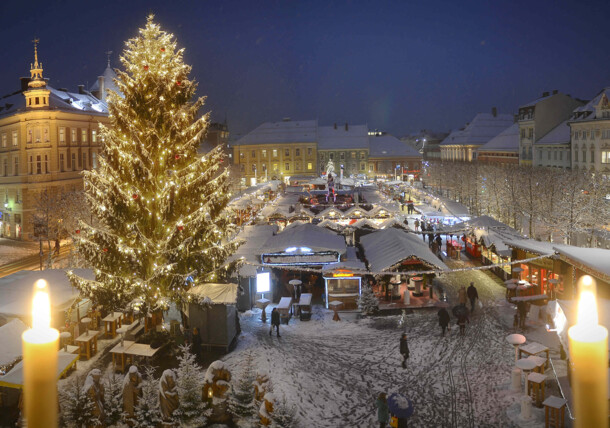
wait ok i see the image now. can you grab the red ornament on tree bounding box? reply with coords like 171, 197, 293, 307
177, 225, 184, 232
133, 194, 139, 200
75, 230, 80, 234
175, 154, 180, 160
103, 248, 108, 252
176, 81, 181, 86
144, 65, 149, 71
160, 47, 165, 52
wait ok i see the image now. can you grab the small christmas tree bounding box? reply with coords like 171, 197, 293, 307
103, 370, 124, 426
68, 15, 240, 311
228, 351, 257, 427
59, 375, 99, 428
270, 395, 300, 428
175, 344, 210, 427
358, 283, 379, 315
134, 365, 163, 427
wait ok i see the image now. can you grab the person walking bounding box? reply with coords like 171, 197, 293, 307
269, 308, 281, 337
517, 301, 528, 329
438, 307, 450, 337
458, 286, 467, 306
467, 282, 479, 313
457, 313, 469, 336
414, 219, 420, 231
400, 333, 410, 369
376, 392, 389, 428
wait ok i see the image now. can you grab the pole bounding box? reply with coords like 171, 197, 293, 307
39, 238, 43, 271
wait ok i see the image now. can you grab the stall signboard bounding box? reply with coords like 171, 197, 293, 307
256, 272, 270, 293
262, 251, 340, 266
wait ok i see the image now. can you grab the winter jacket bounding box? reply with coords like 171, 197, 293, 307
400, 337, 409, 357
376, 398, 389, 423
458, 288, 467, 305
457, 314, 469, 326
271, 310, 280, 326
438, 308, 450, 327
467, 285, 478, 300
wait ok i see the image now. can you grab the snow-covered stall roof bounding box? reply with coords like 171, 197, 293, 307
0, 319, 27, 367
187, 283, 238, 304
348, 218, 379, 230
503, 238, 556, 256
228, 225, 278, 276
0, 351, 79, 389
316, 219, 346, 232
0, 269, 92, 319
360, 229, 449, 273
474, 229, 513, 256
262, 223, 346, 254
553, 245, 610, 282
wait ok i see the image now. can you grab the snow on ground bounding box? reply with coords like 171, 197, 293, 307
222, 262, 529, 427
0, 238, 39, 265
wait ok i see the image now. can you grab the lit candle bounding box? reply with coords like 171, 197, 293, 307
21, 279, 59, 428
568, 275, 609, 428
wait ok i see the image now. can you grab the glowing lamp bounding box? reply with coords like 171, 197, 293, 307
22, 279, 59, 428
568, 275, 609, 428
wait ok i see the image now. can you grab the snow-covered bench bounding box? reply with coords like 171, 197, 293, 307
124, 319, 144, 341
277, 297, 293, 324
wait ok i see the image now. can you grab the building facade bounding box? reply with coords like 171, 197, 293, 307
317, 123, 368, 178
440, 108, 513, 162
476, 122, 519, 165
0, 45, 110, 239
568, 87, 610, 173
518, 91, 584, 166
533, 120, 572, 168
368, 134, 422, 180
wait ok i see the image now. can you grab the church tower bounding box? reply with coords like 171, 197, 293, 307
23, 38, 50, 109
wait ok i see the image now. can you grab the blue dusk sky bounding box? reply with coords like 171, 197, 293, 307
1, 0, 609, 138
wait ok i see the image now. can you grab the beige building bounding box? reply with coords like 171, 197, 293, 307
518, 91, 583, 166
568, 87, 610, 173
0, 44, 110, 239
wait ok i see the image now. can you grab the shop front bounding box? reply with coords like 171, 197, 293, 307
513, 250, 560, 297
323, 268, 362, 310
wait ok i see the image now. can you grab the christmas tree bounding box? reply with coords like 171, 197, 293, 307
134, 366, 163, 427
59, 375, 99, 428
175, 344, 210, 426
357, 283, 379, 315
271, 395, 300, 428
68, 15, 239, 310
103, 370, 124, 427
228, 351, 257, 427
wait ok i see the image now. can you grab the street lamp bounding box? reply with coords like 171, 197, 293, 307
395, 164, 400, 181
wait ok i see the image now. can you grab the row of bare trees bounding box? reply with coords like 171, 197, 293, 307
424, 161, 610, 244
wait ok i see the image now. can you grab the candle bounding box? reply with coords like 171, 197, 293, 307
21, 279, 59, 428
568, 275, 609, 428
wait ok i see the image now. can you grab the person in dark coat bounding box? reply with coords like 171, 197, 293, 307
269, 308, 281, 337
191, 327, 202, 360
400, 333, 409, 368
435, 234, 442, 250
457, 313, 469, 336
376, 392, 389, 428
517, 301, 528, 328
437, 308, 450, 337
467, 282, 479, 312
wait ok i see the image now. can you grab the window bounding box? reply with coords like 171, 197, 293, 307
351, 152, 356, 158
602, 150, 610, 164
72, 153, 76, 170
272, 149, 278, 158
295, 148, 300, 156
575, 150, 579, 162
28, 156, 33, 174
262, 149, 267, 157
36, 155, 42, 174
547, 150, 551, 161
591, 149, 595, 163
560, 151, 563, 161
239, 164, 245, 172
285, 162, 290, 171
582, 150, 586, 163
3, 158, 7, 176
340, 152, 345, 160
329, 153, 334, 160
528, 128, 533, 139
360, 152, 365, 159
16, 190, 21, 204
91, 130, 97, 143
92, 152, 97, 169
261, 163, 266, 172
307, 162, 312, 170
13, 157, 18, 176
284, 149, 289, 157
520, 129, 525, 139
307, 148, 312, 156
360, 163, 365, 170
273, 163, 278, 172
591, 130, 596, 140
82, 152, 87, 169
59, 127, 66, 143
251, 150, 256, 158
82, 129, 87, 143
603, 130, 610, 139
59, 153, 65, 171
554, 151, 557, 161
295, 162, 300, 171
12, 131, 17, 147
319, 153, 325, 160
71, 129, 77, 143
251, 164, 256, 172
574, 131, 579, 140
1, 134, 6, 148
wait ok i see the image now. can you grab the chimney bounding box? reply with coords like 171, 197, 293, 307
491, 107, 497, 117
552, 89, 558, 95
542, 91, 550, 97
78, 85, 85, 94
20, 77, 31, 92
97, 75, 105, 101
334, 123, 337, 130
345, 122, 348, 131
282, 117, 291, 122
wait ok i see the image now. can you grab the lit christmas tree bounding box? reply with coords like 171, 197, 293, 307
357, 283, 379, 315
68, 15, 239, 310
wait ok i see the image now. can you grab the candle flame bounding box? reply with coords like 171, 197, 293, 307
32, 279, 51, 331
577, 275, 598, 327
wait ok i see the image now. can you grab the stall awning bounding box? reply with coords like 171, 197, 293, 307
187, 283, 238, 305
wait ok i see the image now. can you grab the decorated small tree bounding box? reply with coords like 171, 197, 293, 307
134, 365, 163, 427
68, 15, 240, 311
103, 370, 124, 426
358, 283, 379, 315
228, 352, 257, 426
271, 395, 300, 428
175, 344, 210, 426
59, 375, 99, 428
